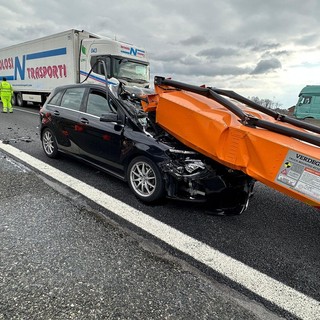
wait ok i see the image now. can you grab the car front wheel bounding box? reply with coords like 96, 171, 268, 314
127, 156, 165, 203
42, 128, 59, 158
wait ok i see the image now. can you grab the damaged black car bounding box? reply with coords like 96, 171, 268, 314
39, 82, 254, 214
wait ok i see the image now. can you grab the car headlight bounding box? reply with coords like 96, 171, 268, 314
184, 160, 205, 173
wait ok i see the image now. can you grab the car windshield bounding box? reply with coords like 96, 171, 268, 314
113, 59, 149, 84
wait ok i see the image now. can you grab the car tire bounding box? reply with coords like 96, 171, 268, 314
127, 156, 165, 203
41, 128, 59, 158
222, 191, 250, 215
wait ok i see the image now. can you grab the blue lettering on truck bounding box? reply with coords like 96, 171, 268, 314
120, 45, 145, 58
1, 47, 67, 80
14, 55, 26, 80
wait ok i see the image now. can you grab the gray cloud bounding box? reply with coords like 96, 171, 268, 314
0, 0, 319, 107
180, 36, 207, 46
196, 47, 238, 59
157, 60, 251, 77
251, 58, 282, 74
151, 51, 187, 62
294, 33, 320, 46
239, 39, 280, 52
271, 50, 291, 57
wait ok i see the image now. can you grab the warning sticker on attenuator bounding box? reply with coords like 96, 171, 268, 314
276, 150, 320, 202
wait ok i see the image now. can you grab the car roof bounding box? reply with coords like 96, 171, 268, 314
52, 83, 107, 92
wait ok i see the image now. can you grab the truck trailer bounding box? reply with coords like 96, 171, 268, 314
0, 29, 150, 106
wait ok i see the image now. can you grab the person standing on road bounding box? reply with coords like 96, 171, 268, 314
0, 77, 13, 113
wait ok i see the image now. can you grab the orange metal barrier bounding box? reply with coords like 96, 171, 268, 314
143, 77, 320, 210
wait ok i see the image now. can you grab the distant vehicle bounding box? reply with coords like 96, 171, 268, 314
39, 82, 255, 214
0, 29, 149, 107
293, 85, 320, 120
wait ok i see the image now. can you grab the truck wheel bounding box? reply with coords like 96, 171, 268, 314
17, 92, 27, 107
41, 94, 49, 105
11, 94, 17, 106
127, 156, 165, 203
41, 128, 59, 158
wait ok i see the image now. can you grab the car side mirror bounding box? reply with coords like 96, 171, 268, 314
100, 113, 118, 123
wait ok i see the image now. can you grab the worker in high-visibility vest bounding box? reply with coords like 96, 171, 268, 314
0, 77, 13, 113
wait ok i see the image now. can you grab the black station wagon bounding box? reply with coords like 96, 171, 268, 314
40, 82, 254, 214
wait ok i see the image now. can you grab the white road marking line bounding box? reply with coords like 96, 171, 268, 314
1, 142, 319, 320
13, 107, 39, 115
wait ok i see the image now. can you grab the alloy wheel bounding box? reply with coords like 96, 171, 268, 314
130, 160, 157, 197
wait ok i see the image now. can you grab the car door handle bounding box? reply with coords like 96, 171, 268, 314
80, 118, 89, 124
53, 110, 60, 116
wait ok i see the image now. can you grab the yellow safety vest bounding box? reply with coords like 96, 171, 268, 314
0, 81, 13, 96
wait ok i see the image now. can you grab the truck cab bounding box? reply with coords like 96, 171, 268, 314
80, 37, 150, 89
294, 85, 320, 120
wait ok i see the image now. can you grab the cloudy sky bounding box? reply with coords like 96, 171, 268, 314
1, 0, 320, 108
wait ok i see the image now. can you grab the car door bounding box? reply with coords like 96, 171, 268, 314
45, 87, 85, 154
76, 88, 125, 174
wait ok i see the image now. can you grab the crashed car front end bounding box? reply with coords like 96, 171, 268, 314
116, 80, 255, 214
157, 144, 254, 214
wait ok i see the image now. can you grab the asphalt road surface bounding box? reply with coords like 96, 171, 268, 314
0, 104, 319, 319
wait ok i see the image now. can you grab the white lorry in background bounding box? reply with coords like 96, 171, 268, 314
0, 29, 150, 106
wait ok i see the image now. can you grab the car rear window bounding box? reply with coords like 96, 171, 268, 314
48, 90, 64, 105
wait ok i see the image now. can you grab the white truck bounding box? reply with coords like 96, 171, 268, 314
0, 29, 150, 106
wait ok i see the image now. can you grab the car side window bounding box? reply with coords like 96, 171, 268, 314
86, 90, 113, 116
60, 88, 85, 111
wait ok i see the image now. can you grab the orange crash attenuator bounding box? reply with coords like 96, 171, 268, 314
142, 77, 320, 210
